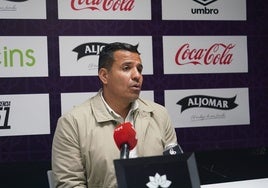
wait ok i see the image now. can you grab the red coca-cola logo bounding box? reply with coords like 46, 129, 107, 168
71, 0, 135, 11
175, 43, 235, 65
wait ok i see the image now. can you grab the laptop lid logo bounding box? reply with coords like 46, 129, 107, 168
146, 173, 172, 188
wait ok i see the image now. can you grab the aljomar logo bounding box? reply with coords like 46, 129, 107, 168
177, 95, 238, 113
192, 0, 219, 15
0, 101, 11, 129
0, 46, 36, 67
72, 42, 107, 60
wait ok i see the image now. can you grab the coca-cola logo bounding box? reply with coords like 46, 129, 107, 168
175, 43, 235, 66
71, 0, 135, 11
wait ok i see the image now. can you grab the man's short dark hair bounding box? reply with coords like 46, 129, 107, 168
98, 42, 140, 72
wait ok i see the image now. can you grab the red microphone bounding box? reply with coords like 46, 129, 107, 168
113, 122, 137, 159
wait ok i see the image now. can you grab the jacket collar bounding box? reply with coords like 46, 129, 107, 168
91, 90, 154, 124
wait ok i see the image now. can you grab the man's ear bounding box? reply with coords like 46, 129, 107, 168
98, 68, 108, 84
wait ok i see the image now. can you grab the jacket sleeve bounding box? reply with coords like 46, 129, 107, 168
161, 106, 178, 146
52, 114, 87, 188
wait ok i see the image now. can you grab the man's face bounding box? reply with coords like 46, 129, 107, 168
103, 50, 143, 103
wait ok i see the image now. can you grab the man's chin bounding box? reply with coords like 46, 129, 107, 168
129, 93, 140, 101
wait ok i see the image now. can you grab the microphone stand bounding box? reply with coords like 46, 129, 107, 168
120, 143, 130, 159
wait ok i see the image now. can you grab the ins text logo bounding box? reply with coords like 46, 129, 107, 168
0, 46, 36, 68
0, 101, 11, 129
71, 0, 135, 11
192, 0, 219, 15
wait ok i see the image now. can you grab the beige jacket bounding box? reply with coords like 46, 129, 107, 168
52, 91, 178, 188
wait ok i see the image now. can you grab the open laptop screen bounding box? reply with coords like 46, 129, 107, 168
114, 152, 201, 188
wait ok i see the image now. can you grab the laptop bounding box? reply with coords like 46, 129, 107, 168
114, 152, 201, 188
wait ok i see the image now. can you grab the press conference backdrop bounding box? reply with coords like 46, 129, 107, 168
0, 0, 267, 164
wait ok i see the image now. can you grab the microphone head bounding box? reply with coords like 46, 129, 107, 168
113, 122, 137, 150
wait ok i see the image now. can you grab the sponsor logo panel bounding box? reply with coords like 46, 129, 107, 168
58, 0, 151, 20
164, 88, 250, 128
163, 36, 248, 74
0, 36, 48, 78
162, 0, 246, 20
0, 94, 50, 136
59, 36, 153, 76
61, 91, 154, 115
0, 0, 46, 19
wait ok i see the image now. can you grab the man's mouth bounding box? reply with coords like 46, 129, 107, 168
130, 84, 141, 90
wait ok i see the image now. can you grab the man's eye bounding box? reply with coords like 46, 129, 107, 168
137, 65, 143, 73
122, 66, 130, 71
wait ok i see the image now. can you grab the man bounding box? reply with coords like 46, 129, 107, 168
52, 42, 179, 187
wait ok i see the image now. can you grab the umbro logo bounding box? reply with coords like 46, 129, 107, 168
193, 0, 218, 6
191, 0, 219, 15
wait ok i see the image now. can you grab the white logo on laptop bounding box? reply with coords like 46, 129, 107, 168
146, 173, 172, 188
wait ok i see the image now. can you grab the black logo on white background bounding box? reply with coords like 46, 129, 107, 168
72, 42, 107, 60
177, 95, 238, 113
193, 0, 218, 6
0, 101, 11, 129
192, 0, 219, 15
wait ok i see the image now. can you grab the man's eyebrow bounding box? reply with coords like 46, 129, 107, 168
122, 61, 140, 65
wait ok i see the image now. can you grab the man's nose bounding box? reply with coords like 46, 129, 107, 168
132, 68, 142, 81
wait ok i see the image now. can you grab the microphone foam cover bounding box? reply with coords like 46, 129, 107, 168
113, 122, 137, 150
